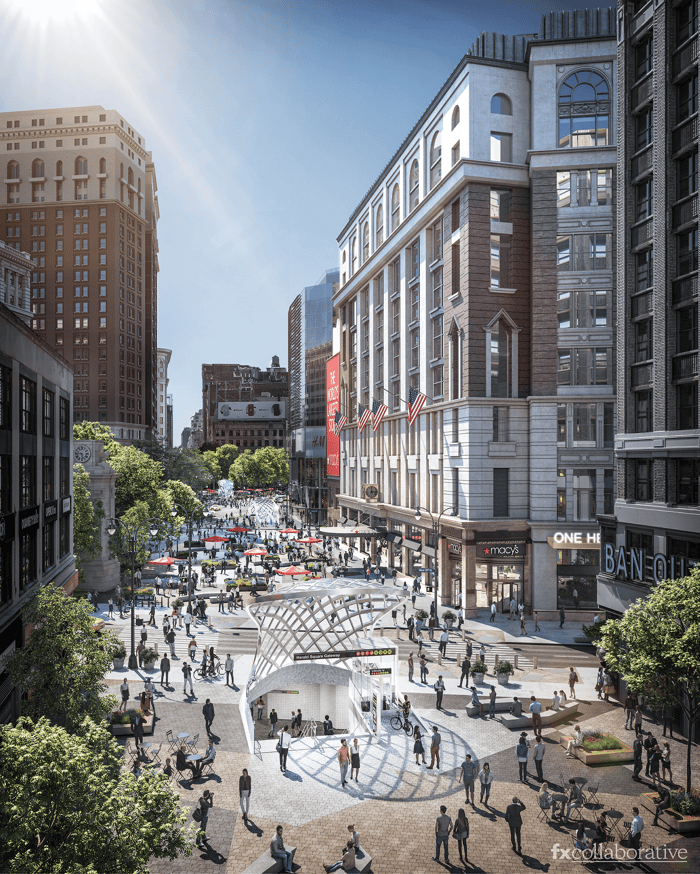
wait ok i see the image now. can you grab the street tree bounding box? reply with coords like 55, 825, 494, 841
0, 716, 195, 874
600, 566, 700, 792
72, 420, 118, 453
5, 586, 116, 733
110, 445, 164, 518
132, 441, 212, 493
201, 449, 222, 486
216, 443, 239, 479
72, 463, 104, 587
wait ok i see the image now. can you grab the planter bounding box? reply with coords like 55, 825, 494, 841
142, 659, 156, 672
559, 733, 634, 765
109, 710, 155, 737
445, 620, 454, 629
496, 675, 509, 685
113, 657, 125, 670
472, 673, 485, 685
641, 793, 700, 834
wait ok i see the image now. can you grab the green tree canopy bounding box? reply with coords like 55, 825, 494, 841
111, 445, 164, 518
600, 567, 700, 792
201, 449, 222, 486
72, 463, 104, 587
230, 446, 288, 487
0, 716, 194, 874
132, 441, 213, 493
5, 586, 116, 733
215, 443, 239, 479
72, 420, 118, 453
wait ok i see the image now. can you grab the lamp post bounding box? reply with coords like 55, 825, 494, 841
413, 506, 458, 619
171, 502, 200, 601
106, 515, 160, 670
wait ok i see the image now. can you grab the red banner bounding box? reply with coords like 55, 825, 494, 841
326, 353, 340, 477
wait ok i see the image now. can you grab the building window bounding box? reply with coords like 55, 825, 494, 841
451, 242, 460, 296
557, 468, 566, 521
635, 108, 653, 152
20, 531, 38, 590
432, 363, 443, 399
557, 169, 612, 207
636, 248, 653, 290
635, 459, 653, 501
678, 383, 698, 429
677, 458, 699, 504
490, 188, 511, 222
678, 228, 698, 275
490, 93, 512, 115
557, 348, 611, 386
362, 222, 369, 263
557, 405, 566, 445
451, 105, 460, 128
678, 151, 698, 199
451, 141, 460, 166
410, 327, 420, 368
490, 320, 512, 398
558, 70, 609, 147
557, 234, 612, 271
431, 267, 443, 310
431, 217, 443, 263
636, 178, 653, 221
0, 364, 10, 430
493, 406, 508, 442
490, 132, 512, 162
20, 455, 36, 507
635, 389, 652, 432
635, 318, 653, 362
557, 289, 610, 328
678, 0, 698, 44
391, 183, 400, 232
43, 455, 54, 502
20, 376, 37, 434
635, 34, 653, 80
490, 235, 511, 288
42, 388, 54, 437
493, 468, 509, 516
573, 469, 596, 520
429, 131, 441, 189
375, 204, 383, 248
572, 403, 597, 446
408, 159, 419, 211
350, 237, 357, 276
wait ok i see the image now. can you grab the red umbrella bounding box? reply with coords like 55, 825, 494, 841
204, 535, 228, 543
244, 548, 268, 556
275, 565, 309, 576
295, 537, 322, 544
280, 528, 299, 534
149, 556, 176, 565
227, 526, 249, 533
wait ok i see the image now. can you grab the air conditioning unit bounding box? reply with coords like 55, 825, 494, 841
362, 483, 380, 503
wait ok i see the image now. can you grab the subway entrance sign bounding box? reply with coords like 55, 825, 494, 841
293, 647, 396, 661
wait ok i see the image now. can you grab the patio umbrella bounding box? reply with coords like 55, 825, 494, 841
280, 528, 299, 534
295, 537, 322, 544
244, 548, 268, 556
203, 535, 228, 543
149, 556, 177, 565
274, 565, 309, 576
227, 526, 249, 533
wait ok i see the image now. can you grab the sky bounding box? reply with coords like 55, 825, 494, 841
2, 0, 597, 439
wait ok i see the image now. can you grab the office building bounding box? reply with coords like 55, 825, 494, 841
288, 269, 338, 526
201, 359, 288, 449
188, 409, 203, 449
1, 106, 159, 443
597, 0, 699, 614
0, 302, 77, 723
156, 347, 171, 446
332, 9, 616, 615
0, 241, 32, 325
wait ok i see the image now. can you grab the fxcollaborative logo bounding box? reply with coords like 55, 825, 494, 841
552, 843, 688, 863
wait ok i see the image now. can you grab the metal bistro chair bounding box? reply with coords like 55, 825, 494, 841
537, 798, 553, 824
124, 740, 139, 766
586, 782, 601, 809
165, 729, 177, 752
150, 742, 163, 764
186, 733, 199, 754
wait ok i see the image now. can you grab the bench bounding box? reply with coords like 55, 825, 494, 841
466, 697, 515, 717
500, 700, 579, 730
241, 846, 298, 874
348, 845, 372, 873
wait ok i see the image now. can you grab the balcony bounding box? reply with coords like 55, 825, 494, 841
672, 351, 698, 380
672, 38, 698, 79
672, 195, 698, 230
672, 116, 698, 154
631, 76, 653, 111
631, 362, 653, 387
631, 218, 653, 249
631, 147, 653, 179
672, 273, 698, 305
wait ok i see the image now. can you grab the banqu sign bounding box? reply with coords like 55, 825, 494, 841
603, 544, 696, 584
481, 542, 525, 559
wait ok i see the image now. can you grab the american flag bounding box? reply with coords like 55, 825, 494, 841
407, 386, 427, 426
333, 409, 347, 435
371, 398, 388, 431
357, 403, 372, 433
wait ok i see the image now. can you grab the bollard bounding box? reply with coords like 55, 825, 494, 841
533, 656, 538, 670
514, 655, 518, 670
438, 651, 443, 665
154, 642, 159, 655
462, 628, 466, 641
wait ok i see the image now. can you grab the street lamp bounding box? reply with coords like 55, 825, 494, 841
171, 502, 199, 601
413, 506, 457, 619
106, 516, 160, 669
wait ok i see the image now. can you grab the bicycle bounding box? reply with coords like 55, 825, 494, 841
193, 660, 225, 680
390, 706, 413, 736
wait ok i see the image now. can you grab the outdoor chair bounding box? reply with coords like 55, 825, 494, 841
151, 742, 163, 764
124, 740, 139, 765
186, 733, 199, 753
586, 782, 600, 808
537, 798, 552, 824
165, 729, 177, 752
200, 760, 215, 777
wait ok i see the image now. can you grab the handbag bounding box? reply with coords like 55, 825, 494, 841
192, 808, 203, 822
276, 741, 281, 752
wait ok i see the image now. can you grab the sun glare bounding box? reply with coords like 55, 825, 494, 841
8, 0, 99, 25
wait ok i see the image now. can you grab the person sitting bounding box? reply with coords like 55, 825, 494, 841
162, 757, 173, 778
195, 740, 216, 776
470, 687, 484, 716
560, 689, 567, 703
175, 745, 197, 779
347, 824, 360, 852
574, 822, 588, 851
552, 691, 561, 711
564, 778, 583, 822
593, 812, 609, 846
653, 785, 672, 827
324, 840, 356, 872
323, 715, 334, 735
509, 697, 522, 717
566, 726, 583, 757
538, 782, 553, 812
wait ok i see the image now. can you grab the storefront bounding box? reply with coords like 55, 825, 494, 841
475, 538, 527, 611
447, 540, 463, 604
549, 530, 600, 609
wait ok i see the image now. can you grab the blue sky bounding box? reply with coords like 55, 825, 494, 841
2, 0, 597, 438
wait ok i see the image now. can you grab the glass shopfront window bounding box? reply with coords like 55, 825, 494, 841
557, 548, 599, 608
475, 562, 523, 611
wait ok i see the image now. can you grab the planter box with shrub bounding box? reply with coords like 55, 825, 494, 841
109, 708, 154, 737
559, 730, 633, 765
470, 662, 487, 684
641, 790, 700, 834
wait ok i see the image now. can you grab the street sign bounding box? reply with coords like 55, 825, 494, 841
369, 668, 391, 676
293, 647, 396, 661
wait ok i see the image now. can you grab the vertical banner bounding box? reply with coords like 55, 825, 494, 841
326, 353, 340, 477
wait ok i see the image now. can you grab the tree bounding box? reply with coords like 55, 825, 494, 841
201, 449, 222, 486
215, 443, 239, 479
72, 463, 104, 587
5, 586, 116, 733
600, 567, 700, 792
132, 441, 212, 493
110, 445, 164, 518
0, 716, 195, 874
72, 420, 118, 453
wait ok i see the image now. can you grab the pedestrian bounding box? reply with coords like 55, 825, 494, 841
516, 733, 529, 782
624, 692, 636, 729
505, 796, 525, 855
573, 587, 579, 608
278, 725, 291, 771
184, 611, 192, 636
661, 742, 673, 784
416, 630, 424, 655
182, 661, 194, 695
413, 726, 426, 765
533, 735, 546, 782
108, 598, 114, 618
136, 640, 145, 668
337, 738, 350, 787
439, 628, 449, 658
408, 652, 414, 683
534, 610, 540, 632
662, 704, 674, 738
529, 696, 543, 734
519, 613, 527, 636
131, 710, 144, 749
167, 627, 176, 657
470, 687, 484, 717
434, 805, 452, 864
601, 668, 612, 701
629, 807, 644, 858
160, 655, 170, 686
478, 762, 493, 804
149, 603, 156, 626
434, 675, 446, 710
644, 730, 658, 777
632, 733, 643, 781
256, 696, 264, 721
350, 738, 361, 782
490, 601, 496, 622
203, 698, 215, 734
428, 726, 441, 769
568, 666, 579, 699
649, 744, 662, 785
144, 678, 157, 718
188, 638, 197, 661
407, 615, 415, 640
459, 754, 477, 805
453, 809, 469, 865
162, 616, 169, 641
225, 653, 234, 687
294, 708, 303, 737
634, 704, 644, 736
239, 768, 251, 822
465, 638, 473, 660
559, 606, 565, 628
509, 597, 516, 620
457, 606, 464, 630
478, 644, 486, 663
459, 657, 470, 688
194, 790, 214, 847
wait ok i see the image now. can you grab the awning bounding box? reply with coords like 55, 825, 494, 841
319, 526, 378, 537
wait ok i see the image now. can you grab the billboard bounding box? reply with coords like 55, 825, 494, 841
326, 354, 340, 477
216, 401, 285, 420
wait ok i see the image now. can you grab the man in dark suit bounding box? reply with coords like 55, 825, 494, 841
644, 730, 657, 777
175, 745, 197, 779
632, 735, 644, 780
505, 797, 526, 854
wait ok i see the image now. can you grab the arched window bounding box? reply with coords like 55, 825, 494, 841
99, 157, 106, 174
32, 159, 45, 178
429, 132, 442, 190
7, 161, 19, 179
558, 70, 610, 147
391, 184, 400, 232
128, 167, 134, 185
448, 319, 462, 400
350, 238, 357, 276
362, 222, 370, 262
491, 93, 512, 115
375, 204, 384, 248
56, 160, 63, 176
75, 156, 87, 175
408, 159, 419, 211
484, 310, 521, 398
451, 105, 460, 129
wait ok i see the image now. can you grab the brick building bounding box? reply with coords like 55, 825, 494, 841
332, 9, 616, 615
0, 106, 159, 443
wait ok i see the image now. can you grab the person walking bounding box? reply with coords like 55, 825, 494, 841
407, 615, 415, 640
489, 601, 497, 622
182, 661, 194, 696
203, 698, 215, 735
533, 735, 546, 782
438, 628, 449, 658
529, 696, 543, 734
428, 726, 442, 769
239, 768, 251, 822
662, 704, 674, 738
108, 598, 114, 618
119, 681, 130, 711
225, 653, 234, 687
413, 726, 426, 765
568, 666, 579, 699
148, 603, 156, 627
218, 591, 225, 613
160, 655, 170, 687
188, 637, 197, 661
478, 762, 493, 804
488, 685, 497, 719
278, 725, 291, 771
508, 598, 516, 620
644, 729, 658, 777
184, 611, 192, 637
434, 675, 446, 710
434, 805, 452, 864
519, 613, 527, 636
269, 708, 278, 738
457, 606, 464, 631
632, 734, 644, 781
505, 797, 525, 854
459, 656, 471, 688
516, 734, 529, 782
419, 654, 428, 684
131, 710, 144, 750
136, 640, 145, 668
407, 652, 414, 683
194, 790, 214, 848
166, 627, 176, 657
459, 754, 477, 805
350, 738, 361, 782
661, 741, 673, 784
559, 606, 565, 628
624, 693, 637, 729
534, 610, 541, 632
453, 809, 469, 865
337, 738, 350, 787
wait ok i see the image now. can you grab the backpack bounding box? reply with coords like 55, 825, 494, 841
192, 808, 203, 822
516, 743, 528, 758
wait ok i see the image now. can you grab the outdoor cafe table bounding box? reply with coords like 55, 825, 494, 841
551, 793, 567, 819
177, 732, 190, 742
603, 810, 624, 840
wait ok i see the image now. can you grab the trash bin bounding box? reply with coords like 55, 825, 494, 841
135, 617, 143, 626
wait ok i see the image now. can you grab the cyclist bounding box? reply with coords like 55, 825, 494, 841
401, 695, 411, 724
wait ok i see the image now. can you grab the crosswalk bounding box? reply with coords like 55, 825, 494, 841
399, 634, 534, 670
113, 619, 260, 664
